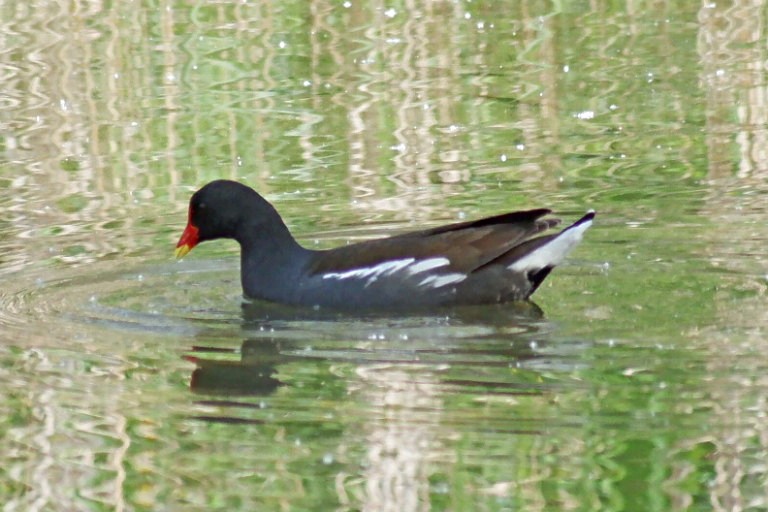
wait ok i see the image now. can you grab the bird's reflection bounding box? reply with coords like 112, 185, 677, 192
186, 299, 554, 425
183, 296, 588, 512
188, 338, 286, 397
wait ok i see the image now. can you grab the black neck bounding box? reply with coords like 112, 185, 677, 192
238, 218, 310, 302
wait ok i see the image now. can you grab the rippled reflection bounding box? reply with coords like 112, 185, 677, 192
2, 0, 768, 510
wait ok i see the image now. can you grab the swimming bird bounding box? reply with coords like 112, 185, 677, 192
175, 180, 594, 311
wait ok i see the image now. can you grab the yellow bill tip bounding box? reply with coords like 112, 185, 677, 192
175, 244, 192, 259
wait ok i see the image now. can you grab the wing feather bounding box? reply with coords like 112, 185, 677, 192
306, 209, 562, 276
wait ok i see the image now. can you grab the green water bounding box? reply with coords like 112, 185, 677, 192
1, 1, 767, 510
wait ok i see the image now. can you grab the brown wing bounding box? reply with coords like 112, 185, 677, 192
306, 209, 561, 276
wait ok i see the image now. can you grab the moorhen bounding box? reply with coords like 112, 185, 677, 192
175, 180, 594, 310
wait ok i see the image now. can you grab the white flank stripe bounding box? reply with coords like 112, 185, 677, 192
418, 273, 467, 289
322, 258, 415, 281
508, 216, 593, 272
406, 257, 450, 275
322, 256, 465, 289
382, 258, 417, 276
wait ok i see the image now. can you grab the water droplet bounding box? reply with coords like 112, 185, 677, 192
322, 453, 334, 464
433, 482, 450, 494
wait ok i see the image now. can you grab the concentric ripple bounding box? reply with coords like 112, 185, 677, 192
0, 250, 582, 377
0, 255, 540, 330
0, 257, 244, 342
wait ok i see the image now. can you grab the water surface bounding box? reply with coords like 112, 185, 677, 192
1, 1, 768, 510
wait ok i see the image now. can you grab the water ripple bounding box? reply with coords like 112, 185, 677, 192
0, 258, 241, 340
